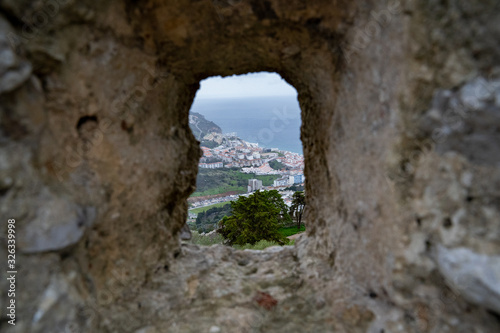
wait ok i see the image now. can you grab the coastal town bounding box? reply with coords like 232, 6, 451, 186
189, 132, 305, 212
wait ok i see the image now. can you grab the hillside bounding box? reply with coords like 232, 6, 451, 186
189, 112, 222, 140
193, 168, 280, 197
194, 203, 232, 232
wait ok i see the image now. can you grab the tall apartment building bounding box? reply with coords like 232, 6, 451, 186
247, 179, 263, 192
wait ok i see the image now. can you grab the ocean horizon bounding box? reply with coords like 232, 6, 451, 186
190, 96, 303, 154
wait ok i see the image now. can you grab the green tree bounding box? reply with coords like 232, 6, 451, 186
218, 190, 290, 245
265, 190, 292, 224
195, 204, 232, 232
269, 159, 285, 170
289, 191, 306, 231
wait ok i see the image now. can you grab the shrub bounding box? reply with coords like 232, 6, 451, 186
189, 231, 225, 246
233, 239, 281, 250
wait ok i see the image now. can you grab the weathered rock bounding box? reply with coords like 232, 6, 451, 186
0, 16, 32, 94
437, 245, 500, 314
18, 189, 96, 253
0, 0, 499, 332
419, 76, 500, 165
179, 223, 191, 240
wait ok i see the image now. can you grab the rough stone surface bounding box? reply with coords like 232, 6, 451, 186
436, 245, 500, 314
0, 16, 32, 94
18, 188, 96, 253
0, 0, 499, 332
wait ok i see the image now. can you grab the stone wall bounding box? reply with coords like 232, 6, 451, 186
1, 0, 499, 332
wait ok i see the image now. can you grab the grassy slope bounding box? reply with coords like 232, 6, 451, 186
192, 168, 279, 197
189, 201, 231, 214
278, 225, 306, 237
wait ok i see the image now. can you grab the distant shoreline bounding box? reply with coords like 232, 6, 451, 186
190, 96, 303, 154
194, 94, 298, 101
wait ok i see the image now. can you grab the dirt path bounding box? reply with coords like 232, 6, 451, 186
287, 232, 305, 240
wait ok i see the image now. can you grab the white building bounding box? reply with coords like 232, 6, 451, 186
273, 176, 290, 187
247, 179, 263, 192
199, 162, 223, 169
293, 174, 304, 184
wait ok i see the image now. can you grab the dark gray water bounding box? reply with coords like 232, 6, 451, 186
190, 96, 303, 154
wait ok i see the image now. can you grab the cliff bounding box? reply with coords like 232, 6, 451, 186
189, 112, 222, 141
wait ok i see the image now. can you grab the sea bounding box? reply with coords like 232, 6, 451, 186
190, 96, 303, 154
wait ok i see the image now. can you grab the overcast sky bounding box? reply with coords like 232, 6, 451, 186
194, 72, 297, 99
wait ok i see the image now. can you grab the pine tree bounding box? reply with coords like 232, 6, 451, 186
218, 190, 290, 245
